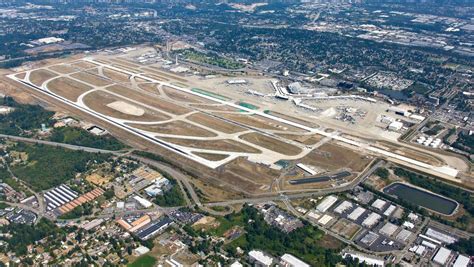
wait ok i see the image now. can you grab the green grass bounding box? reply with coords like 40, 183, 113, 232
237, 102, 259, 110
208, 214, 245, 237
128, 255, 156, 267
191, 88, 230, 101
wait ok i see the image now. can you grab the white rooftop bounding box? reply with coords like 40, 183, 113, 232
453, 255, 470, 267
362, 212, 382, 228
316, 195, 338, 213
348, 207, 366, 221
379, 222, 398, 236
343, 253, 384, 266
280, 253, 310, 267
334, 200, 353, 214
371, 199, 387, 210
318, 214, 333, 226
249, 250, 273, 266
432, 247, 452, 265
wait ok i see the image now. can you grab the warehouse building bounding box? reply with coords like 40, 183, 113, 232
334, 201, 353, 214
133, 195, 153, 209
249, 250, 273, 267
348, 207, 366, 221
280, 253, 310, 267
316, 195, 338, 213
362, 212, 382, 228
432, 247, 452, 265
371, 199, 387, 211
379, 222, 398, 237
452, 254, 471, 267
383, 205, 397, 217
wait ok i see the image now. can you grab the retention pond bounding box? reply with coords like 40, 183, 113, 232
383, 182, 458, 215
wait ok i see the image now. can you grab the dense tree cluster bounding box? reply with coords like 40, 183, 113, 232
0, 96, 54, 136
9, 143, 111, 191
50, 127, 126, 151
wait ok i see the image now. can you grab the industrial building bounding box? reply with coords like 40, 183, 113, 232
432, 247, 452, 265
44, 184, 78, 211
144, 177, 171, 197
425, 228, 457, 244
318, 214, 333, 226
383, 205, 397, 217
395, 229, 412, 243
133, 195, 153, 209
280, 254, 310, 267
348, 207, 366, 221
388, 121, 404, 131
248, 250, 273, 267
296, 163, 317, 176
379, 222, 398, 237
452, 254, 471, 267
135, 217, 173, 240
362, 212, 382, 228
334, 201, 353, 214
316, 195, 338, 213
371, 199, 387, 211
343, 252, 384, 266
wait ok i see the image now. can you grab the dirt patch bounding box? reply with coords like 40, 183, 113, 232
127, 121, 217, 137
83, 90, 170, 121
276, 134, 323, 145
48, 64, 78, 74
160, 137, 261, 153
71, 61, 97, 70
29, 69, 58, 86
219, 158, 279, 193
14, 73, 26, 80
298, 142, 371, 172
47, 77, 93, 102
86, 173, 111, 186
102, 68, 130, 83
71, 71, 112, 87
107, 101, 145, 116
189, 177, 245, 202
109, 58, 140, 68
146, 74, 169, 82
193, 152, 229, 161
163, 86, 213, 104
137, 83, 160, 94
106, 85, 191, 115
189, 104, 240, 112
331, 218, 361, 240
240, 132, 302, 156
187, 113, 246, 134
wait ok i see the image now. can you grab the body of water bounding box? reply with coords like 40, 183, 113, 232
383, 182, 458, 215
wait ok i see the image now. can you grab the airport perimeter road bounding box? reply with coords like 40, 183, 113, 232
0, 134, 129, 155
206, 160, 385, 207
56, 206, 181, 224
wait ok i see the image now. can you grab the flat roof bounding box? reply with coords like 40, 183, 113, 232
348, 207, 366, 221
453, 255, 470, 267
316, 195, 338, 213
281, 254, 310, 267
432, 247, 452, 265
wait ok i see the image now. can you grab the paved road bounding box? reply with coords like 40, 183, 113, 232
0, 134, 127, 155
57, 206, 181, 223
205, 160, 385, 207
